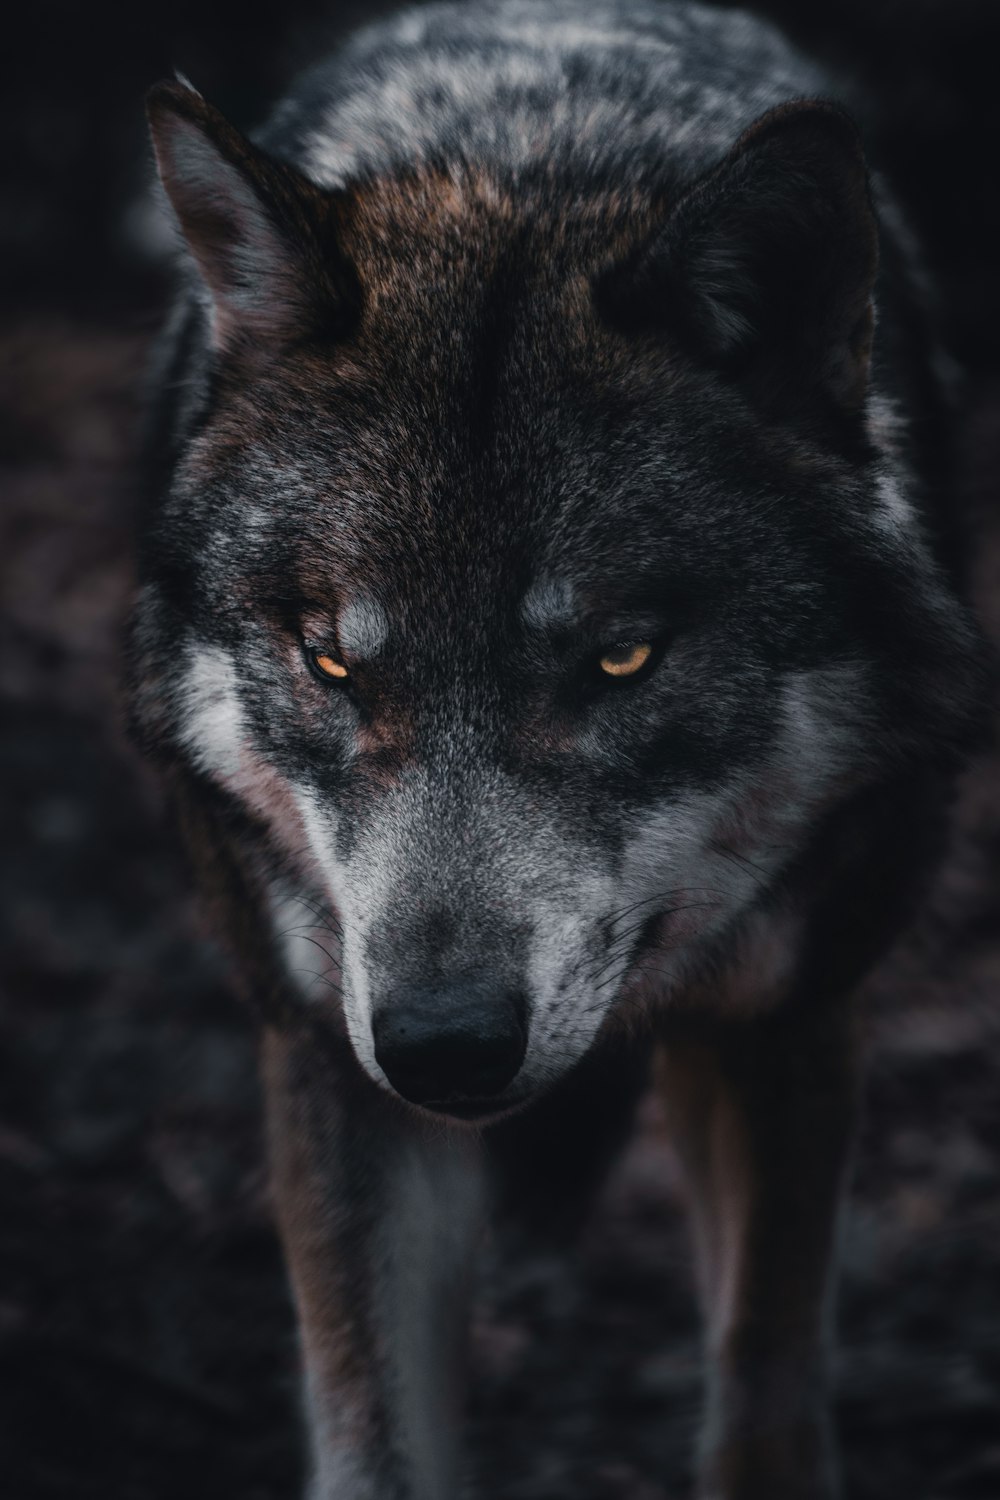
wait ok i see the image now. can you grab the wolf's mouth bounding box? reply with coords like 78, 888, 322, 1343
417, 1089, 531, 1124
425, 1098, 504, 1121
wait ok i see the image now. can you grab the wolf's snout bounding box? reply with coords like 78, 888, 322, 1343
372, 981, 527, 1112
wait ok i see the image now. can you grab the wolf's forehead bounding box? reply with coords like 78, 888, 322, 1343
338, 163, 659, 285
325, 163, 673, 415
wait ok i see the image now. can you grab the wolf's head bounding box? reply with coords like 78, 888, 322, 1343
133, 82, 978, 1121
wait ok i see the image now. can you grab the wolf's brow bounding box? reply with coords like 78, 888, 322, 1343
338, 596, 390, 657
520, 576, 579, 633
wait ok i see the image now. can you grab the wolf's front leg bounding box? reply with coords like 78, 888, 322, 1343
660, 1001, 857, 1500
262, 1027, 487, 1500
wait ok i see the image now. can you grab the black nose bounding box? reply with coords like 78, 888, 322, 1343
372, 980, 527, 1109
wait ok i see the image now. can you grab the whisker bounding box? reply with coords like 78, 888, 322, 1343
289, 967, 343, 998
277, 930, 343, 975
587, 899, 722, 989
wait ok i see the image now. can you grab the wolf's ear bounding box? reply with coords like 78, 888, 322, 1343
599, 101, 878, 416
147, 81, 355, 352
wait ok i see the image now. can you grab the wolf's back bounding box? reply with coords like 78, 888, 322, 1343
261, 0, 828, 188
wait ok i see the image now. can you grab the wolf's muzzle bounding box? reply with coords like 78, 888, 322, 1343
372, 980, 527, 1114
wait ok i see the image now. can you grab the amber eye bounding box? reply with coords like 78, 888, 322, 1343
598, 641, 653, 678
311, 650, 349, 681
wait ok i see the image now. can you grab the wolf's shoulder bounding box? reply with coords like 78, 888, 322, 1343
259, 0, 829, 189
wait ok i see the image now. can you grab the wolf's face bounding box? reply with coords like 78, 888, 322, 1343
136, 86, 976, 1120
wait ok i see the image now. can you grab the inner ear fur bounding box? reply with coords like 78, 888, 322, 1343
147, 81, 357, 353
597, 100, 879, 416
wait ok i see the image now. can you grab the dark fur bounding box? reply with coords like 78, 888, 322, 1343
130, 3, 988, 1496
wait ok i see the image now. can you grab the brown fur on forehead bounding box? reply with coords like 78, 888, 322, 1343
338, 163, 663, 279
332, 163, 672, 377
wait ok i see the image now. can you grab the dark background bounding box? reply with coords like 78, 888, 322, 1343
2, 2, 1000, 1496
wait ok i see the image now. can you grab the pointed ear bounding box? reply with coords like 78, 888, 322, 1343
146, 81, 356, 353
598, 101, 879, 416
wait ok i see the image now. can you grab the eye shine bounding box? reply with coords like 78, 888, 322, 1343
312, 650, 349, 680
598, 641, 653, 677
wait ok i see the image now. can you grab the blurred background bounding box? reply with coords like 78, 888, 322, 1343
1, 2, 999, 1496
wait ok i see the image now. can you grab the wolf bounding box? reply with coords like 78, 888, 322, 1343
130, 1, 987, 1495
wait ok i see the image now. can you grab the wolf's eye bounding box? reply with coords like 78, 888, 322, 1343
598, 641, 653, 678
310, 649, 349, 681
